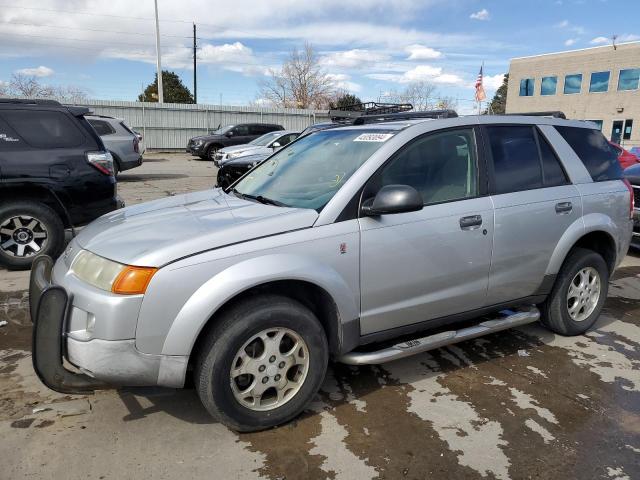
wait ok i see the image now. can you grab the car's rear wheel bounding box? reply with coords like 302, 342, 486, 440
540, 247, 609, 336
195, 295, 328, 432
0, 201, 65, 270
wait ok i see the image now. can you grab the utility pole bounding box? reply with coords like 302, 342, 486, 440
193, 23, 197, 103
153, 0, 164, 103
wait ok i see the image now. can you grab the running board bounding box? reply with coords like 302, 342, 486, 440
337, 307, 540, 365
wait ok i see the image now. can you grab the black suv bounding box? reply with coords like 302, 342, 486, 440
187, 123, 283, 160
0, 99, 121, 269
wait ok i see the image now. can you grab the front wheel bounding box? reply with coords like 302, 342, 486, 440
195, 295, 328, 432
540, 247, 609, 336
206, 145, 221, 161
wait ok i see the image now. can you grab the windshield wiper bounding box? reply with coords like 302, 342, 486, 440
231, 189, 288, 207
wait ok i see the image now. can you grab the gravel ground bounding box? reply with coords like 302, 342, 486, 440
1, 152, 639, 480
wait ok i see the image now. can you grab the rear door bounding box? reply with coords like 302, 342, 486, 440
484, 125, 582, 305
359, 127, 494, 334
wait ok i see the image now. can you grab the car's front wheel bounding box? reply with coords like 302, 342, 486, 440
540, 247, 609, 336
0, 201, 65, 270
206, 145, 221, 161
195, 295, 328, 432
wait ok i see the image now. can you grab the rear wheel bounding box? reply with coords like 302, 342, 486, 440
0, 201, 65, 270
195, 295, 328, 432
540, 247, 609, 335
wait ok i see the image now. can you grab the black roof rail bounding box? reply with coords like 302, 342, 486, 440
0, 98, 62, 106
329, 102, 413, 121
353, 109, 458, 125
504, 111, 567, 119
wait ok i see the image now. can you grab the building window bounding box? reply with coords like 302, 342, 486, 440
618, 68, 640, 91
586, 120, 603, 131
541, 76, 557, 96
624, 119, 633, 141
563, 74, 582, 94
519, 78, 535, 96
589, 71, 610, 93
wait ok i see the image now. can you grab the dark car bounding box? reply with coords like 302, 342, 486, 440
624, 163, 640, 248
216, 152, 270, 189
187, 123, 284, 160
0, 98, 122, 269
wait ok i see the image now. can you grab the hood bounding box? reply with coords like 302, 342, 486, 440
220, 144, 256, 154
226, 153, 270, 166
624, 163, 640, 185
75, 189, 318, 267
191, 134, 223, 142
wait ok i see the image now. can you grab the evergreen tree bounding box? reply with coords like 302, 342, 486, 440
487, 74, 508, 114
138, 71, 194, 103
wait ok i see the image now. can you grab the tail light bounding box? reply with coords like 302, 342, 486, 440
133, 136, 140, 154
86, 151, 115, 176
623, 178, 635, 219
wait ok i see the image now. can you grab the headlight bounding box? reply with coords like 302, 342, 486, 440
71, 250, 157, 295
228, 152, 240, 159
194, 139, 205, 146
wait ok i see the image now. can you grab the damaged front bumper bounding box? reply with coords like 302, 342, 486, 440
30, 255, 188, 394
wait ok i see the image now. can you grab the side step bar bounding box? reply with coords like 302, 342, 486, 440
337, 307, 540, 365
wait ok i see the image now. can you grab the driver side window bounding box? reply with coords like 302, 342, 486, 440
372, 128, 478, 205
233, 125, 249, 136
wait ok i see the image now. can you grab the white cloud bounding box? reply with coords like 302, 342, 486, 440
483, 73, 505, 90
590, 36, 609, 45
15, 65, 54, 77
368, 65, 464, 85
320, 49, 389, 69
405, 44, 443, 60
564, 38, 578, 46
326, 73, 362, 92
555, 20, 569, 28
470, 9, 490, 21
555, 19, 585, 35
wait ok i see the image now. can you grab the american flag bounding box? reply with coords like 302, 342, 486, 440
475, 65, 486, 102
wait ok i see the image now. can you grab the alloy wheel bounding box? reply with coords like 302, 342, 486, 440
0, 215, 48, 258
230, 327, 309, 411
566, 267, 601, 322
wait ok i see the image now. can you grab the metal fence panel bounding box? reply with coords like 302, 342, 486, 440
76, 100, 329, 150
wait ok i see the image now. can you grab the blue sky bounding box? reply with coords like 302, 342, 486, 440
0, 0, 638, 112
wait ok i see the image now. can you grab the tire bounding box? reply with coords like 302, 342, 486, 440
0, 201, 65, 270
195, 295, 328, 432
206, 145, 222, 161
540, 247, 609, 336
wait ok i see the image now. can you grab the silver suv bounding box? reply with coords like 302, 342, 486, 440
30, 114, 633, 431
86, 115, 143, 173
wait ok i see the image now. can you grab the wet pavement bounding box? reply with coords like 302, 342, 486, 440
1, 154, 639, 479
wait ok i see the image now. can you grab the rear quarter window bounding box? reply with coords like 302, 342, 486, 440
555, 126, 622, 181
2, 109, 86, 149
89, 119, 116, 136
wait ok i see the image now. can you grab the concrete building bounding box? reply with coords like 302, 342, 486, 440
506, 41, 640, 150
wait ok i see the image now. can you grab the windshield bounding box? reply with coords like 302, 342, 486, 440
249, 132, 283, 146
213, 125, 234, 135
232, 129, 396, 210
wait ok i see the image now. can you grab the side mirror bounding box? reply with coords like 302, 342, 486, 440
272, 142, 281, 148
225, 131, 234, 137
361, 184, 423, 216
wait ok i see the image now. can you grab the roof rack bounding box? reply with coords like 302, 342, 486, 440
353, 109, 458, 125
0, 98, 62, 106
504, 111, 567, 119
329, 102, 413, 121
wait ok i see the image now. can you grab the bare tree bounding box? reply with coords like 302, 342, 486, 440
52, 85, 89, 103
0, 74, 89, 103
434, 96, 458, 111
260, 43, 336, 109
0, 81, 8, 97
382, 81, 438, 110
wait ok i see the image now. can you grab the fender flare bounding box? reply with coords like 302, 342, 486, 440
160, 253, 359, 356
545, 213, 618, 275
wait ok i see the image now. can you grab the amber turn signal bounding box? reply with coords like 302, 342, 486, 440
111, 266, 158, 295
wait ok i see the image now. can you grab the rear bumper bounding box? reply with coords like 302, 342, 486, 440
118, 155, 143, 172
30, 256, 187, 393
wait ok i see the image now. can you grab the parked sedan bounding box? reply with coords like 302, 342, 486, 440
610, 142, 639, 169
87, 115, 143, 173
624, 163, 640, 248
214, 130, 299, 167
216, 152, 270, 189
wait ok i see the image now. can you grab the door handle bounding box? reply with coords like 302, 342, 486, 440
460, 215, 482, 230
555, 202, 573, 214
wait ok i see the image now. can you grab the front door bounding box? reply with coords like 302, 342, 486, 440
359, 127, 493, 335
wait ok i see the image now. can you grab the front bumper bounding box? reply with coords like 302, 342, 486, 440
30, 255, 187, 393
186, 143, 205, 155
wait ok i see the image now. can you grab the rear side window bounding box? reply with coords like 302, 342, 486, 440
537, 131, 568, 187
89, 119, 116, 136
2, 109, 85, 148
487, 126, 542, 194
555, 126, 622, 181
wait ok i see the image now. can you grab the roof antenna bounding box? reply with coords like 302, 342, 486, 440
612, 35, 618, 50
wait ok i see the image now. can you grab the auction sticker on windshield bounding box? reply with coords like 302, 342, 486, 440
353, 133, 395, 142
